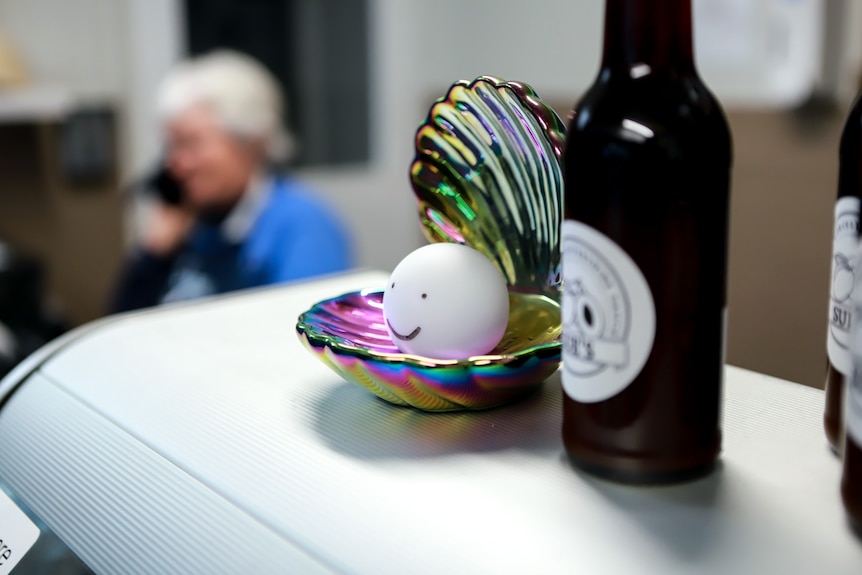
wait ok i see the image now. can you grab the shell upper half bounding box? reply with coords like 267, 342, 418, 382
410, 76, 566, 298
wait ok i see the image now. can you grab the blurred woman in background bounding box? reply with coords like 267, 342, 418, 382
111, 50, 352, 312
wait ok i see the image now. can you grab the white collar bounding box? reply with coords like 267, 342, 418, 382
220, 172, 270, 243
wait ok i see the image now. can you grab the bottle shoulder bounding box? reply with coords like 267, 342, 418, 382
568, 72, 731, 154
840, 94, 862, 154
837, 94, 862, 197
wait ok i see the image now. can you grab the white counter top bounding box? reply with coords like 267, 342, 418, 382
1, 270, 859, 574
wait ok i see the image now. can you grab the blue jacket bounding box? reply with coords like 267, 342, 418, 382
112, 176, 352, 312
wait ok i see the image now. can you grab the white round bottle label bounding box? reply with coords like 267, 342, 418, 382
828, 196, 861, 375
561, 220, 656, 403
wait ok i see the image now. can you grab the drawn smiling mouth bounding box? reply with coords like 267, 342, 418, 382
387, 320, 421, 341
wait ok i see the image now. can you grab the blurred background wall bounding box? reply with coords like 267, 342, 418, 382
0, 0, 861, 387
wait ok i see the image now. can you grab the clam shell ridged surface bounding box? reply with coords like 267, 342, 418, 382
410, 76, 566, 298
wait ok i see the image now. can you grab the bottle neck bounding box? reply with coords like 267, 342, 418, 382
601, 0, 695, 75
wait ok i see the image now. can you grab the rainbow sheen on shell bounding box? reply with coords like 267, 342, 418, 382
410, 76, 566, 298
296, 289, 561, 411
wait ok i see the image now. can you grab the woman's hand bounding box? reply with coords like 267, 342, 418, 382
142, 202, 194, 257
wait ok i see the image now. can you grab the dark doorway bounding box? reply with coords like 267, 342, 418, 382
184, 0, 370, 167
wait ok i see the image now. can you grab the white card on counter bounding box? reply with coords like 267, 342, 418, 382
0, 489, 40, 574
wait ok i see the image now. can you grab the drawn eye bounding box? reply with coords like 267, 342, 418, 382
391, 282, 395, 288
421, 293, 427, 299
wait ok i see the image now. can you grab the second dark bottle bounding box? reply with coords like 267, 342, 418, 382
824, 93, 862, 453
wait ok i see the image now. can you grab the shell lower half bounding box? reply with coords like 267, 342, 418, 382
296, 289, 561, 411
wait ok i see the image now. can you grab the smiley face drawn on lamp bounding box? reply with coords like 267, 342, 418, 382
383, 243, 510, 360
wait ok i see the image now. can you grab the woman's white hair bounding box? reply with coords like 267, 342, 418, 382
157, 50, 295, 163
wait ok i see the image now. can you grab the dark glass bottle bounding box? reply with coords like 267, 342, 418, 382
824, 94, 862, 453
561, 0, 732, 483
842, 434, 862, 536
842, 239, 862, 536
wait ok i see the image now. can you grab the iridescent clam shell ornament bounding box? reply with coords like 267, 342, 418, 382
296, 76, 566, 411
296, 289, 561, 411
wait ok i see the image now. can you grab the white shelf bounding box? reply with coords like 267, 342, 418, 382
0, 86, 75, 123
